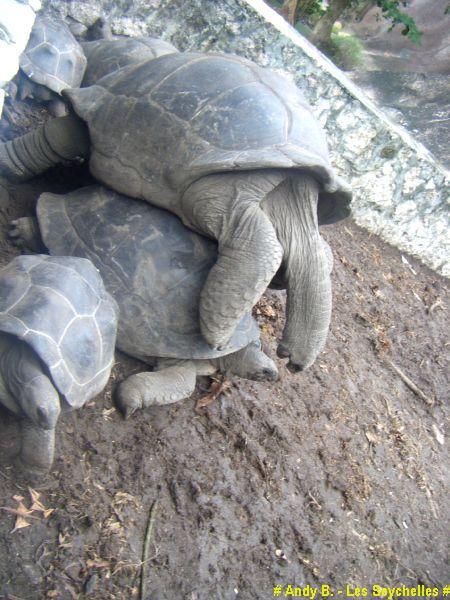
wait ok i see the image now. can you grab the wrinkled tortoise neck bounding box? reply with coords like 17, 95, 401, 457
0, 114, 89, 181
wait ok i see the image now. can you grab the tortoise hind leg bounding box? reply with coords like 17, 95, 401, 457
9, 217, 45, 252
115, 361, 197, 419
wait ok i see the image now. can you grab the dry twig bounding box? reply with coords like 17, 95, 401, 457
140, 500, 158, 600
387, 360, 434, 406
195, 375, 230, 409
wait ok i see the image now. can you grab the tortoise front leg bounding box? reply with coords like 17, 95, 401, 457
18, 418, 56, 477
0, 114, 89, 181
115, 361, 198, 419
9, 216, 46, 252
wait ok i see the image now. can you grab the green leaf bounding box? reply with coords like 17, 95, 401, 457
375, 0, 422, 44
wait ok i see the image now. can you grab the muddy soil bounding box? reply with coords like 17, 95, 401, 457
0, 98, 448, 600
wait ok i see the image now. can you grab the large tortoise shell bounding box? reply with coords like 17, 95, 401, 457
65, 52, 351, 223
36, 186, 260, 360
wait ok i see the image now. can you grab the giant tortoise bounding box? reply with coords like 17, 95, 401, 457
0, 254, 117, 476
0, 51, 351, 372
10, 185, 279, 418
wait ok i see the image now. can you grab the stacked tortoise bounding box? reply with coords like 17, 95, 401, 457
0, 254, 118, 476
10, 185, 279, 418
0, 51, 351, 372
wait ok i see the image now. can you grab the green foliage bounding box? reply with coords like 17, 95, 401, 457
299, 0, 326, 17
375, 0, 423, 43
266, 0, 422, 46
325, 31, 365, 70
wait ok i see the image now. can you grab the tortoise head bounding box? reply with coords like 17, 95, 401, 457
218, 342, 279, 382
0, 337, 61, 430
20, 374, 61, 430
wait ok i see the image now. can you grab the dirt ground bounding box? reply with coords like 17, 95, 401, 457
0, 98, 448, 600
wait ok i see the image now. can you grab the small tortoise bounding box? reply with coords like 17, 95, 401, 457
0, 254, 118, 475
17, 15, 87, 115
0, 52, 351, 371
11, 186, 279, 418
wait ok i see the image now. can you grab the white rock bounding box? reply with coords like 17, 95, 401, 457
0, 0, 41, 115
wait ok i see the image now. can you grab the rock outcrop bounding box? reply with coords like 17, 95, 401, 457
0, 0, 41, 116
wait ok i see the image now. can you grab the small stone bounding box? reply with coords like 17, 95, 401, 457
84, 573, 99, 595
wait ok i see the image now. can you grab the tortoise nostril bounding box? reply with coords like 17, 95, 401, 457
287, 361, 303, 373
262, 368, 276, 379
277, 345, 290, 359
263, 368, 279, 381
37, 407, 48, 424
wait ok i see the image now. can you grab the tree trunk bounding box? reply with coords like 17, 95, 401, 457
309, 0, 352, 45
355, 0, 375, 21
281, 0, 300, 24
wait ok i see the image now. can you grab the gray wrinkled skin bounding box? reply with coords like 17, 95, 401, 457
0, 255, 118, 476
32, 185, 278, 417
182, 170, 335, 371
